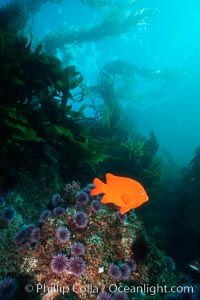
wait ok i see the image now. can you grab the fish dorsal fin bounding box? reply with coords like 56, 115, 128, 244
121, 193, 132, 205
105, 173, 115, 184
105, 173, 125, 188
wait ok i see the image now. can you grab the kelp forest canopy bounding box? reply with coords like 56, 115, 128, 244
0, 0, 176, 191
2, 0, 200, 284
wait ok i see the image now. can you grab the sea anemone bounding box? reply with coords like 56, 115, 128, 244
39, 209, 51, 223
120, 263, 131, 280
75, 192, 88, 207
0, 196, 5, 206
51, 193, 61, 207
71, 242, 86, 256
69, 256, 86, 275
108, 264, 121, 280
113, 291, 128, 300
126, 259, 137, 272
53, 206, 65, 217
56, 226, 71, 243
30, 227, 41, 243
0, 277, 18, 299
90, 200, 102, 213
2, 207, 15, 221
74, 211, 88, 228
96, 291, 112, 300
51, 254, 69, 273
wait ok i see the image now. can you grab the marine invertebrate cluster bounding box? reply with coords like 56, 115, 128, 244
7, 182, 175, 300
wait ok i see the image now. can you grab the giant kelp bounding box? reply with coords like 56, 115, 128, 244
0, 1, 163, 197
18, 0, 64, 15
167, 146, 200, 262
0, 3, 112, 188
0, 1, 27, 34
43, 3, 153, 55
86, 60, 162, 188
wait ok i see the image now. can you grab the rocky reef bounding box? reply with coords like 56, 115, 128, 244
0, 180, 177, 300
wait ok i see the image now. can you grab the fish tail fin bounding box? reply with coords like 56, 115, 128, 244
90, 178, 107, 196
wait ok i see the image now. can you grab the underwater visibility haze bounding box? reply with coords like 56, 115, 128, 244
0, 0, 200, 299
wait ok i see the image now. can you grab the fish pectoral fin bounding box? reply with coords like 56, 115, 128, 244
121, 193, 132, 205
100, 194, 110, 204
120, 206, 131, 214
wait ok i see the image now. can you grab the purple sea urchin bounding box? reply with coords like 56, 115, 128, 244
120, 263, 131, 280
71, 242, 86, 256
14, 227, 30, 246
53, 206, 65, 217
2, 207, 15, 221
126, 259, 137, 272
74, 211, 88, 228
56, 226, 71, 243
108, 264, 121, 280
51, 193, 61, 207
69, 256, 86, 275
39, 209, 51, 223
30, 227, 41, 243
0, 277, 18, 299
90, 200, 102, 213
51, 254, 69, 273
96, 291, 112, 300
75, 192, 88, 207
82, 183, 95, 195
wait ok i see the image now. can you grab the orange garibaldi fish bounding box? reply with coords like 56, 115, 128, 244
90, 173, 149, 214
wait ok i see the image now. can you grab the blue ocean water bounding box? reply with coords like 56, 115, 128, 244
1, 0, 200, 163
18, 0, 200, 165
1, 0, 199, 164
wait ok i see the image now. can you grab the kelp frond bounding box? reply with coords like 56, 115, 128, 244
0, 1, 27, 33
